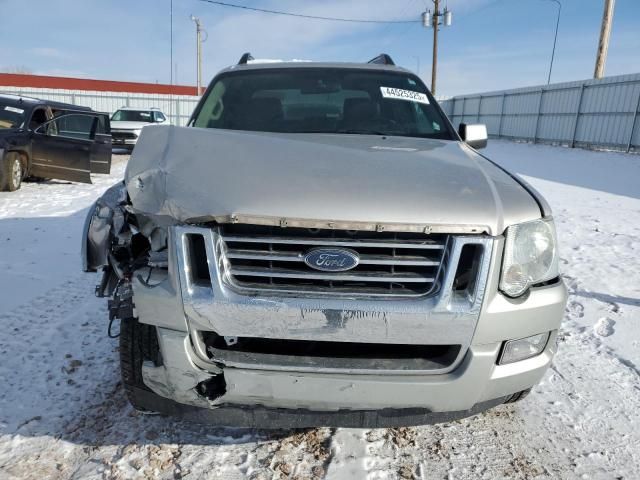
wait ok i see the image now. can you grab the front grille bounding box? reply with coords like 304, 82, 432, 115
216, 224, 450, 298
111, 130, 138, 140
201, 331, 462, 372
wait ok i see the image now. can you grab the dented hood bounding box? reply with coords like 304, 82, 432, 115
125, 125, 541, 235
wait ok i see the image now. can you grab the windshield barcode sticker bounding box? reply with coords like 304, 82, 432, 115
4, 106, 24, 114
380, 87, 429, 105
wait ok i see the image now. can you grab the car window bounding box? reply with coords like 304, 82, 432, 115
154, 111, 166, 122
192, 68, 455, 140
111, 110, 153, 122
0, 103, 26, 129
37, 114, 96, 140
95, 114, 109, 134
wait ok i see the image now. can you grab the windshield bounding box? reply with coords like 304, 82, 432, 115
111, 110, 153, 122
0, 102, 26, 129
192, 68, 455, 140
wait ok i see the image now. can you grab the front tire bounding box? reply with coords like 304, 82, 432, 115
119, 317, 161, 411
503, 388, 532, 404
0, 152, 23, 191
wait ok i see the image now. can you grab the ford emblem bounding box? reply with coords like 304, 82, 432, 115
304, 248, 359, 272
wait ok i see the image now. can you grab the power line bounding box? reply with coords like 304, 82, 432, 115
378, 0, 419, 37
197, 0, 420, 24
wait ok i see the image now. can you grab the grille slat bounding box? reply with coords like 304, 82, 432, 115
226, 249, 440, 266
222, 235, 445, 249
231, 266, 435, 283
217, 225, 449, 298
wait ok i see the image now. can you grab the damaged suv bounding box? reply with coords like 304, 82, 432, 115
82, 54, 567, 427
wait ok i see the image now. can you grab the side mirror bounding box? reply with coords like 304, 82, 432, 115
459, 123, 488, 150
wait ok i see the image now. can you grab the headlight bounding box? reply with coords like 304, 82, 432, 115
500, 218, 559, 297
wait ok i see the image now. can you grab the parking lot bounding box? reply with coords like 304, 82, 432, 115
0, 141, 638, 479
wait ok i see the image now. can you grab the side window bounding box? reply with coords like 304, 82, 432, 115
193, 80, 226, 128
413, 103, 441, 134
155, 112, 166, 122
37, 114, 96, 140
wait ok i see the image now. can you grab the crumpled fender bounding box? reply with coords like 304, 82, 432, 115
81, 181, 128, 272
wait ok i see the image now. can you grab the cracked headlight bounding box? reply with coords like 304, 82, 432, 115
500, 218, 559, 297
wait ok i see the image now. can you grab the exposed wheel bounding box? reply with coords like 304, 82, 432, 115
503, 388, 532, 404
1, 152, 23, 191
119, 317, 162, 411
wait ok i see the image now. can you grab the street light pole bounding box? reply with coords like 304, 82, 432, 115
190, 15, 203, 95
546, 0, 561, 84
170, 0, 173, 86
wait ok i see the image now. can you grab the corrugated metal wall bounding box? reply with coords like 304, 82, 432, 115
0, 86, 200, 126
440, 73, 640, 153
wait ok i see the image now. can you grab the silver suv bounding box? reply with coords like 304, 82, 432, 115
110, 107, 167, 150
82, 54, 566, 427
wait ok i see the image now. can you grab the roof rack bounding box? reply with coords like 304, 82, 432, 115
0, 93, 37, 102
238, 52, 254, 65
367, 54, 395, 66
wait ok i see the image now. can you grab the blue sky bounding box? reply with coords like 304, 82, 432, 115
1, 0, 638, 98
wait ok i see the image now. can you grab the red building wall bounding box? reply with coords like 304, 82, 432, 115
0, 73, 198, 96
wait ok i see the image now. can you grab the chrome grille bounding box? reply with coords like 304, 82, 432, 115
111, 130, 138, 140
217, 225, 450, 297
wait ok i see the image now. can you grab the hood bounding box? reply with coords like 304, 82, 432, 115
0, 128, 20, 137
125, 125, 542, 235
0, 128, 22, 147
110, 121, 150, 130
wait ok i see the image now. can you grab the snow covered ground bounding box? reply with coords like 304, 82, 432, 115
0, 142, 638, 479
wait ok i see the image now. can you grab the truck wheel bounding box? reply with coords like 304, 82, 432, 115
503, 388, 532, 404
1, 152, 23, 191
119, 317, 162, 411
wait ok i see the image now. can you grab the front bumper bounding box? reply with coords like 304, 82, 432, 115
131, 226, 567, 425
142, 325, 558, 412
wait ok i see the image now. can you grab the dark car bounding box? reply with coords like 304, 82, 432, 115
0, 94, 112, 191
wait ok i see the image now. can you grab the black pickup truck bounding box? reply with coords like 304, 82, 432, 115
0, 94, 112, 191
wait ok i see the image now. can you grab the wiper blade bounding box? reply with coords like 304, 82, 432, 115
336, 129, 389, 136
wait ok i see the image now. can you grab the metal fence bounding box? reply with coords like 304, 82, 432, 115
440, 73, 640, 153
0, 86, 200, 126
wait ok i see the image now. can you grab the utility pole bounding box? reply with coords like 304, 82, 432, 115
422, 1, 452, 96
191, 15, 203, 95
431, 0, 439, 95
594, 0, 615, 79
